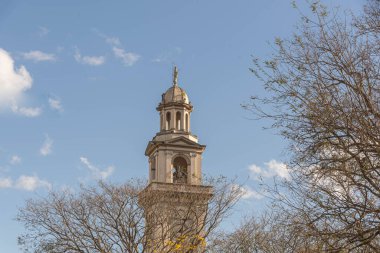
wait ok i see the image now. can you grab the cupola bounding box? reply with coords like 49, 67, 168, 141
156, 67, 193, 133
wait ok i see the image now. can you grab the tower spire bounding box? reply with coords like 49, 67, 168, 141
173, 66, 178, 87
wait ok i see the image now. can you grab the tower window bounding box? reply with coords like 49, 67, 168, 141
151, 157, 156, 180
173, 157, 188, 184
151, 167, 156, 180
185, 114, 189, 132
176, 111, 181, 130
166, 112, 171, 130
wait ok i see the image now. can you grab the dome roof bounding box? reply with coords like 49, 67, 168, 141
161, 66, 190, 104
162, 85, 189, 104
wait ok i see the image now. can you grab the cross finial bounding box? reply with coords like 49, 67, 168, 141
173, 66, 178, 87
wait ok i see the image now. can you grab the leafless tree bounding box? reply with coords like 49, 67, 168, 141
17, 177, 242, 253
356, 0, 380, 36
244, 0, 380, 251
207, 211, 327, 253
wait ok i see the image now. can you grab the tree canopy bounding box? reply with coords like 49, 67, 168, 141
17, 178, 242, 253
243, 0, 380, 251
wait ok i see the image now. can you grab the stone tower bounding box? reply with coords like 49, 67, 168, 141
140, 67, 213, 253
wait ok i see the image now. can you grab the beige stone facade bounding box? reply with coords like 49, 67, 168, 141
140, 67, 212, 252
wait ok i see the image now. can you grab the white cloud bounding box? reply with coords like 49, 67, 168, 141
266, 160, 290, 179
248, 164, 263, 174
231, 184, 264, 200
0, 48, 32, 109
94, 30, 121, 46
74, 49, 105, 66
80, 156, 114, 180
22, 50, 56, 62
11, 104, 42, 117
10, 155, 21, 165
151, 58, 162, 63
38, 26, 49, 37
112, 47, 140, 66
40, 135, 53, 156
48, 97, 63, 112
0, 48, 42, 116
15, 175, 51, 191
105, 36, 121, 46
94, 30, 139, 66
0, 178, 12, 188
241, 186, 264, 200
0, 175, 51, 191
249, 159, 290, 180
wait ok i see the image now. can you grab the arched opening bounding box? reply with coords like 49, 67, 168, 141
173, 157, 188, 184
176, 111, 181, 130
185, 114, 189, 132
166, 112, 171, 130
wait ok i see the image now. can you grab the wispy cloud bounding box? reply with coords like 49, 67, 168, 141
95, 30, 140, 67
48, 97, 63, 112
74, 49, 105, 66
21, 50, 56, 62
241, 186, 264, 200
38, 26, 49, 37
56, 46, 64, 53
0, 175, 51, 191
152, 47, 182, 63
248, 160, 290, 180
15, 175, 51, 191
10, 155, 21, 165
40, 135, 53, 156
104, 36, 121, 46
0, 178, 12, 188
94, 29, 121, 46
232, 184, 264, 200
11, 104, 41, 117
112, 47, 140, 66
80, 156, 114, 180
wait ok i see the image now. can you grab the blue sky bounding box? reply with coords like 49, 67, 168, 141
0, 0, 364, 252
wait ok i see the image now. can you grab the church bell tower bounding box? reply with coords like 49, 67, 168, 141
140, 67, 213, 252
